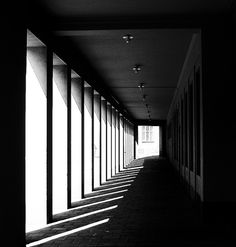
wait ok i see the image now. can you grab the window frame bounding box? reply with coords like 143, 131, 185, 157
141, 126, 154, 143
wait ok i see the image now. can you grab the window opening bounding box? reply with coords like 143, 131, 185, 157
136, 126, 159, 159
52, 54, 68, 214
71, 71, 82, 202
26, 31, 47, 231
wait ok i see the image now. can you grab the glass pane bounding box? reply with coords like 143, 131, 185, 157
146, 131, 149, 142
142, 127, 145, 141
150, 126, 153, 141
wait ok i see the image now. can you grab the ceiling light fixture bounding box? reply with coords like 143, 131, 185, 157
133, 64, 141, 73
138, 82, 144, 89
122, 34, 134, 44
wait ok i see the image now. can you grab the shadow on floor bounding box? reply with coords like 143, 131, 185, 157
26, 156, 236, 246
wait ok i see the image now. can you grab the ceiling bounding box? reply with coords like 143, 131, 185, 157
28, 0, 235, 121
29, 0, 234, 20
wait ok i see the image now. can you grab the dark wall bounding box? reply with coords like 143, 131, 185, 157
159, 124, 167, 157
202, 16, 236, 202
166, 15, 236, 203
3, 19, 26, 246
166, 32, 203, 201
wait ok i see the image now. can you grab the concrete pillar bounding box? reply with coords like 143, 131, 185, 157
159, 124, 167, 157
3, 24, 26, 246
101, 99, 107, 183
84, 85, 93, 194
134, 125, 138, 159
111, 107, 116, 176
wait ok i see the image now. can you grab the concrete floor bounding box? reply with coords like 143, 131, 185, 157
26, 156, 236, 246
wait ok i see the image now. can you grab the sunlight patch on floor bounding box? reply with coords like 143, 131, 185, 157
26, 218, 110, 246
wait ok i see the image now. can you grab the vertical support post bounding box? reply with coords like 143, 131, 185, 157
5, 25, 26, 246
110, 106, 113, 178
81, 80, 85, 198
106, 103, 108, 181
159, 125, 163, 157
47, 49, 53, 223
134, 125, 137, 159
67, 67, 71, 208
99, 96, 102, 186
123, 119, 125, 169
105, 101, 107, 182
91, 89, 94, 191
159, 123, 167, 157
112, 108, 117, 174
118, 113, 120, 173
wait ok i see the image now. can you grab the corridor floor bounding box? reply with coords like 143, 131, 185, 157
26, 157, 236, 246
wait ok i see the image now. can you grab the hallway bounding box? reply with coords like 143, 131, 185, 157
26, 157, 236, 246
4, 2, 236, 246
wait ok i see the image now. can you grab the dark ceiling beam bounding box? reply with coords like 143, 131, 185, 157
28, 13, 231, 33
135, 119, 166, 126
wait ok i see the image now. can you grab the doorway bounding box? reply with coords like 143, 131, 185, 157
136, 126, 159, 159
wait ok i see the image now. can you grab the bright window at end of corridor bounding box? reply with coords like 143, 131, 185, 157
142, 126, 154, 142
136, 126, 159, 159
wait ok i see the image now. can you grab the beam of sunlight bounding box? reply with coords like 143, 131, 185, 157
125, 166, 144, 170
26, 218, 110, 247
99, 179, 134, 187
120, 168, 142, 173
35, 205, 117, 229
111, 173, 139, 179
94, 184, 131, 193
84, 189, 128, 200
112, 174, 139, 179
112, 174, 138, 178
115, 171, 140, 176
106, 176, 136, 183
68, 196, 124, 212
